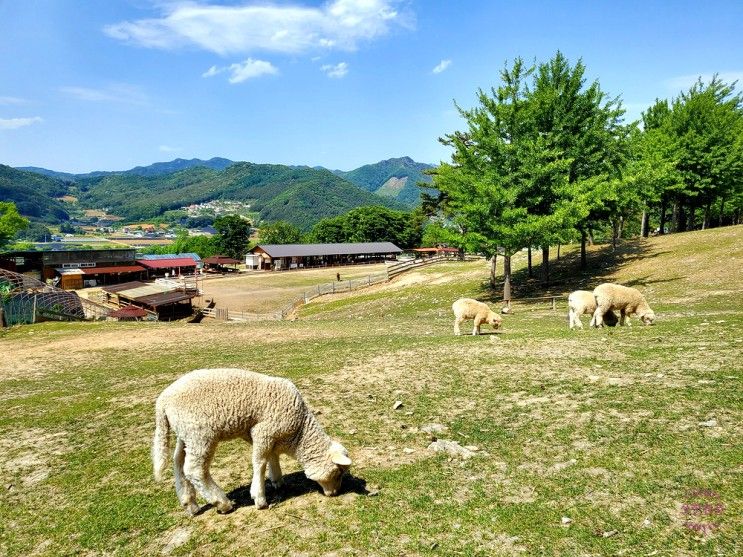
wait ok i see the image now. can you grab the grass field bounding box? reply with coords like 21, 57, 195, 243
1, 227, 741, 556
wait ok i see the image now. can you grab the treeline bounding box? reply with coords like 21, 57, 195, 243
426, 51, 742, 297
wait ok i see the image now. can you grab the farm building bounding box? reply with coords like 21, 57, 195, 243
247, 242, 403, 270
101, 280, 199, 321
410, 247, 461, 259
135, 253, 201, 278
0, 248, 143, 289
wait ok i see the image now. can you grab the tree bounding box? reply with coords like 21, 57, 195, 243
0, 202, 29, 249
310, 206, 425, 248
214, 215, 252, 259
433, 53, 626, 296
14, 222, 52, 242
258, 221, 302, 245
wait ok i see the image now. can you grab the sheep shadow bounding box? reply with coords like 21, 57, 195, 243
223, 471, 369, 511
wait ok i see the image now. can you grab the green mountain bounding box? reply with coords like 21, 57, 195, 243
333, 156, 437, 207
18, 157, 234, 180
77, 162, 404, 230
0, 165, 70, 222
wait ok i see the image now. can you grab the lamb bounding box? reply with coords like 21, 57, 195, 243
567, 289, 618, 329
152, 368, 351, 515
452, 298, 502, 336
591, 283, 656, 327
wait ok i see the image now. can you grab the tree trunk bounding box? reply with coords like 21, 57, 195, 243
503, 255, 512, 303
587, 228, 595, 245
687, 202, 696, 230
611, 219, 618, 250
718, 197, 725, 227
659, 198, 667, 235
489, 254, 498, 286
618, 215, 625, 239
702, 201, 711, 230
671, 199, 680, 233
541, 246, 549, 285
580, 229, 587, 270
641, 210, 650, 238
557, 244, 561, 261
527, 247, 533, 278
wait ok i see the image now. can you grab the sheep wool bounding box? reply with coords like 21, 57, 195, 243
152, 368, 351, 515
592, 283, 656, 327
452, 298, 502, 336
567, 289, 618, 329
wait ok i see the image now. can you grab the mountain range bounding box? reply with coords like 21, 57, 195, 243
4, 156, 437, 230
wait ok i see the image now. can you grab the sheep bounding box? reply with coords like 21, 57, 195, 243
591, 283, 656, 327
567, 289, 618, 329
452, 298, 502, 336
152, 368, 352, 515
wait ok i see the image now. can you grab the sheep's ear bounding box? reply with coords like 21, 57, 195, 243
331, 451, 352, 466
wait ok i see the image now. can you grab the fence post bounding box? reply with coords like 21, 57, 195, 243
551, 297, 556, 311
332, 281, 335, 293
32, 294, 37, 324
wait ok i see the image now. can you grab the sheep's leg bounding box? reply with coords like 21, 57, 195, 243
174, 438, 199, 516
619, 309, 629, 326
183, 441, 233, 514
267, 452, 284, 489
454, 317, 463, 336
250, 425, 272, 509
472, 315, 483, 335
592, 307, 604, 327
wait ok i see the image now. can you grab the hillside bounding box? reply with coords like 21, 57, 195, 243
78, 162, 404, 229
0, 165, 70, 222
1, 226, 740, 555
333, 156, 437, 207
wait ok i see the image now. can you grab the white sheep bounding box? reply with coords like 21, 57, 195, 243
452, 298, 502, 336
591, 283, 656, 327
567, 289, 618, 329
152, 368, 351, 515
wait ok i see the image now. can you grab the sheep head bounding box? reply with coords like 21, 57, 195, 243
487, 311, 503, 329
306, 440, 351, 496
639, 309, 656, 325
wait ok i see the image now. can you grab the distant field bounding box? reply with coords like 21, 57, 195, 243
0, 227, 741, 556
199, 262, 392, 313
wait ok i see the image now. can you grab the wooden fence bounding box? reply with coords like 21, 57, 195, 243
204, 254, 481, 322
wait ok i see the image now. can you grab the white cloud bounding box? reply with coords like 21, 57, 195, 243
0, 96, 29, 105
432, 59, 451, 74
104, 0, 410, 56
60, 84, 148, 105
665, 71, 743, 92
321, 62, 349, 78
227, 58, 279, 83
0, 116, 43, 130
202, 59, 278, 83
159, 145, 181, 153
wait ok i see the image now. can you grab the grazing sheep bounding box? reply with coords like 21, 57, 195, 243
592, 283, 656, 327
567, 290, 618, 329
452, 298, 502, 336
152, 368, 352, 515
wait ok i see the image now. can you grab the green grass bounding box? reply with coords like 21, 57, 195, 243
1, 226, 741, 556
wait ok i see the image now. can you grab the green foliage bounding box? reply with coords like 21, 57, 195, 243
213, 214, 252, 259
0, 165, 70, 223
138, 231, 220, 258
13, 221, 52, 242
258, 220, 303, 244
310, 205, 425, 248
0, 202, 30, 249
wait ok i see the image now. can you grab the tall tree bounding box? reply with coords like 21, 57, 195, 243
214, 215, 252, 259
0, 202, 29, 249
258, 220, 302, 245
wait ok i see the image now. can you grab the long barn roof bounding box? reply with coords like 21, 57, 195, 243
253, 242, 402, 258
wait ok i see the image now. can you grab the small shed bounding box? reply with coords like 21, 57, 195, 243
108, 306, 151, 321
202, 255, 242, 273
102, 281, 199, 321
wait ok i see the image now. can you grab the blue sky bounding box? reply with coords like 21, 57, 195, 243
1, 0, 741, 173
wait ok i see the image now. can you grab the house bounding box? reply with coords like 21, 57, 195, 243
135, 253, 201, 278
247, 242, 403, 271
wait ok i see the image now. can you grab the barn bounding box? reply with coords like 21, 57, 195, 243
247, 242, 403, 270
